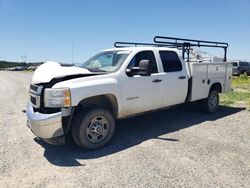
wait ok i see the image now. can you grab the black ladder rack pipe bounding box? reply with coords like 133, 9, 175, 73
114, 42, 170, 48
154, 36, 228, 48
154, 36, 228, 62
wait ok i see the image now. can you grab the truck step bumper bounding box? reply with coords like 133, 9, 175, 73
26, 102, 64, 139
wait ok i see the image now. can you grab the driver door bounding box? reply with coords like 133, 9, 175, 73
122, 50, 163, 117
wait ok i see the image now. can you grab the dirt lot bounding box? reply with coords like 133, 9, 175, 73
0, 71, 250, 188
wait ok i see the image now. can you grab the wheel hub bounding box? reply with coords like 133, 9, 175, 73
86, 116, 109, 143
209, 93, 218, 110
211, 96, 217, 107
90, 122, 103, 134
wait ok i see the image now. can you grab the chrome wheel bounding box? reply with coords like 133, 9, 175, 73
200, 89, 219, 114
207, 90, 219, 113
72, 108, 115, 150
209, 93, 218, 110
86, 116, 109, 143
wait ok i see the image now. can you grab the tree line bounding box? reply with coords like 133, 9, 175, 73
0, 61, 43, 68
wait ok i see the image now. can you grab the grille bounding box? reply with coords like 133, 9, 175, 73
30, 84, 39, 91
29, 84, 43, 108
30, 96, 36, 105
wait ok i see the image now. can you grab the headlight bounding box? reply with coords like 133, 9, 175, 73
44, 88, 71, 108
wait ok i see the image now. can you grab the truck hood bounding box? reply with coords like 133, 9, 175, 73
32, 61, 90, 84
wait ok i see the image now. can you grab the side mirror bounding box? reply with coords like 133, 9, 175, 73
138, 60, 151, 76
125, 60, 152, 77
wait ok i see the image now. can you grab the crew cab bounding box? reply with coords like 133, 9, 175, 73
26, 36, 232, 150
232, 61, 250, 76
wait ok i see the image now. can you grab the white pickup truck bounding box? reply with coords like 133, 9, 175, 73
26, 36, 232, 150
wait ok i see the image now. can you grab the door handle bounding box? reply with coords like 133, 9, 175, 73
152, 79, 162, 83
178, 76, 186, 79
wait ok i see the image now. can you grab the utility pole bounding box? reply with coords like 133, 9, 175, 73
72, 39, 74, 64
20, 55, 27, 63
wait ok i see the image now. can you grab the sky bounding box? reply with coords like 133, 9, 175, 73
0, 0, 250, 63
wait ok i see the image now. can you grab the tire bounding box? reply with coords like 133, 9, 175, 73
72, 108, 115, 150
201, 89, 219, 113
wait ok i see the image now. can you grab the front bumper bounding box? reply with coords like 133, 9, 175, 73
26, 101, 64, 139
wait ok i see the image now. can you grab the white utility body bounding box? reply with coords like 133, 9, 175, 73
189, 62, 232, 101
26, 36, 232, 150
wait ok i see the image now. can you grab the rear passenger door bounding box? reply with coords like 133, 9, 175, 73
159, 51, 188, 106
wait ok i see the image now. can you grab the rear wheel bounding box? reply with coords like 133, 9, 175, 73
201, 89, 219, 113
72, 108, 115, 150
243, 71, 248, 76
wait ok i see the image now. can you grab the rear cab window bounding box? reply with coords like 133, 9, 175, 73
159, 51, 182, 72
239, 62, 249, 66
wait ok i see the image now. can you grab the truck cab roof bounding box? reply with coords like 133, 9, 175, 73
103, 46, 179, 52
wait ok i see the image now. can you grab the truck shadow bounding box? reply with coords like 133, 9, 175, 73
34, 104, 245, 167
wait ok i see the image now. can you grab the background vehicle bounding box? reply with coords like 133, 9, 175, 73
232, 61, 250, 76
26, 36, 232, 150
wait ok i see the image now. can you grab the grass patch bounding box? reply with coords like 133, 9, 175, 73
220, 91, 250, 105
220, 75, 250, 110
232, 75, 250, 85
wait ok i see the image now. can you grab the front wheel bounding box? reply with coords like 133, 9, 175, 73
72, 108, 115, 150
201, 90, 219, 113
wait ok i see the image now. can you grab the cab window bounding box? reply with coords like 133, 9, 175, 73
232, 62, 238, 67
127, 51, 158, 73
239, 62, 248, 66
159, 51, 182, 72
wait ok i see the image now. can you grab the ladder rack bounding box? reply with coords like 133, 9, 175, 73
114, 36, 229, 62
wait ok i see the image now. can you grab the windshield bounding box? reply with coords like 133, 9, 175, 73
77, 50, 131, 72
233, 62, 238, 67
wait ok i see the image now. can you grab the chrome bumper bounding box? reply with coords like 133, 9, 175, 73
26, 102, 64, 139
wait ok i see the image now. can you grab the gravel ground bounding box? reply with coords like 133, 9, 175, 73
0, 71, 250, 188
